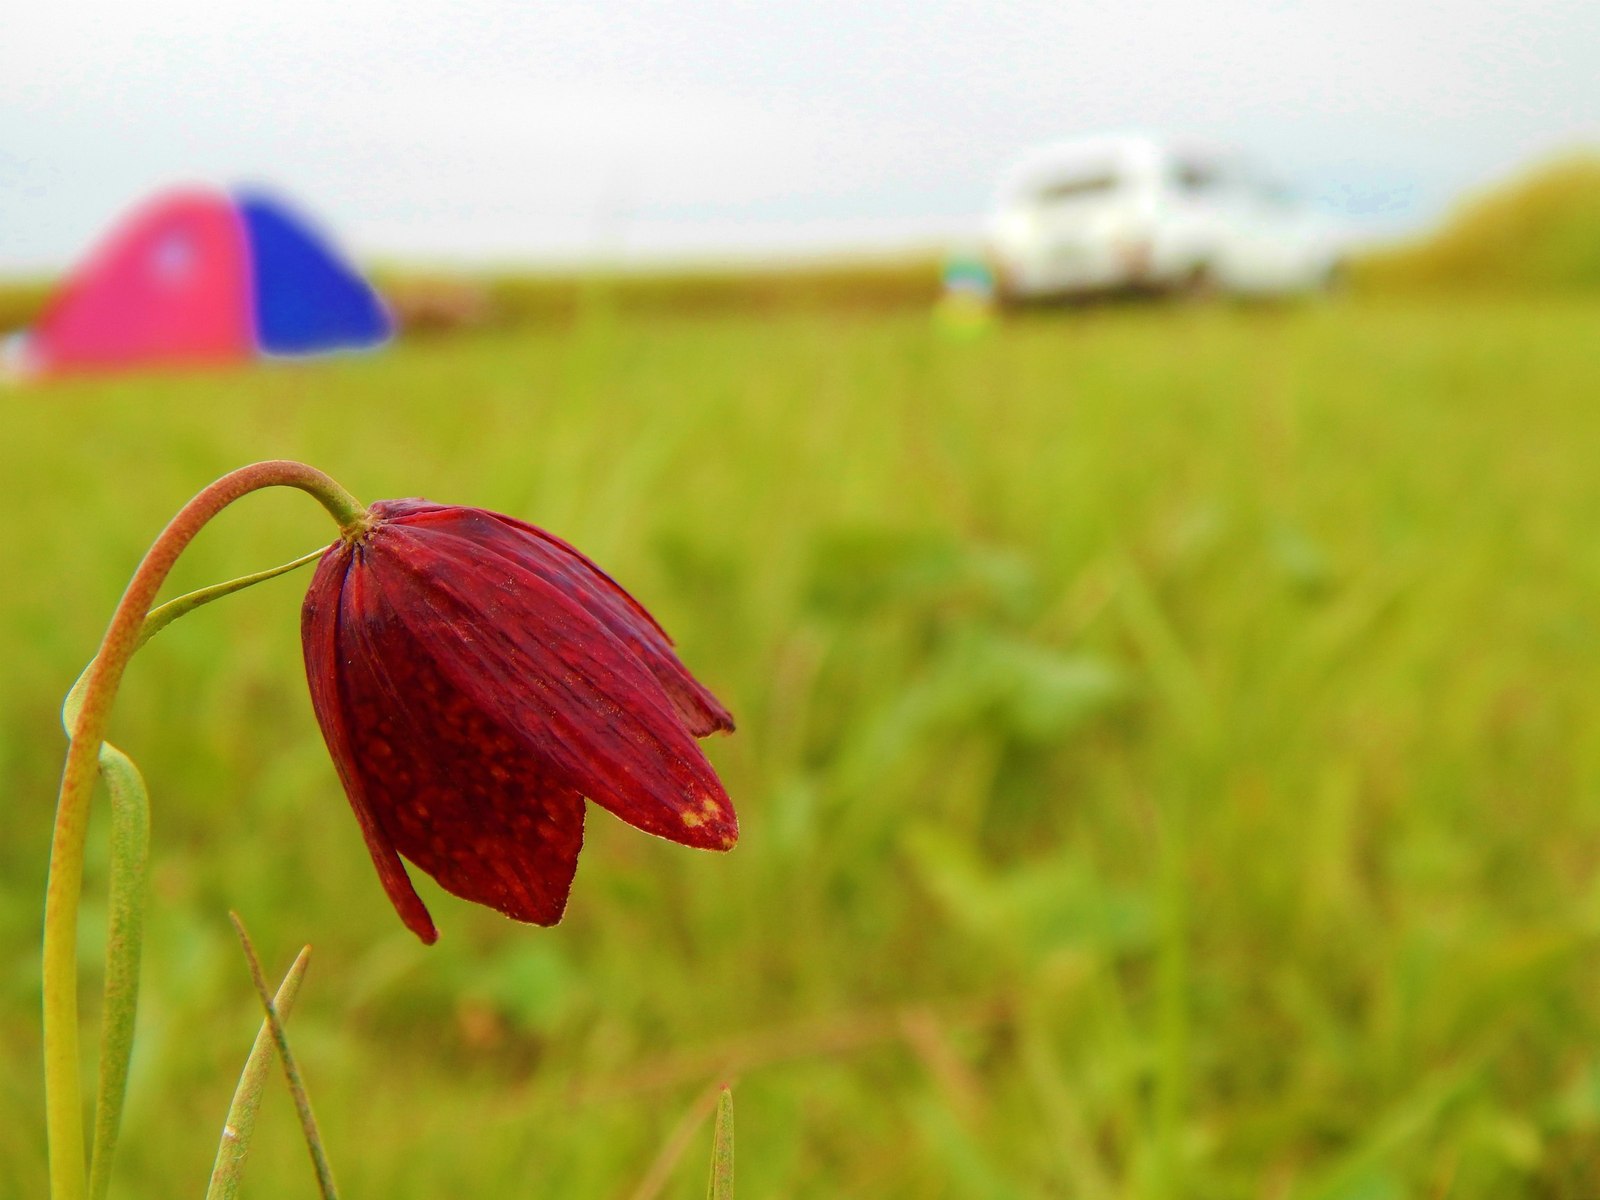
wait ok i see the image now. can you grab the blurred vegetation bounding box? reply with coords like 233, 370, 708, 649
378, 256, 944, 336
0, 279, 50, 335
0, 257, 945, 342
3, 296, 1600, 1197
1354, 152, 1600, 294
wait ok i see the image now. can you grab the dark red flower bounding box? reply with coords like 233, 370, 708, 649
300, 499, 736, 944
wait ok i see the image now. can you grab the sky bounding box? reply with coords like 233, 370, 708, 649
3, 0, 1598, 273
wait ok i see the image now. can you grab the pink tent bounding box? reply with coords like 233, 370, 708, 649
12, 186, 391, 378
29, 190, 254, 374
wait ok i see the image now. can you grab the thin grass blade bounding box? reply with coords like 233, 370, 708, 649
230, 913, 339, 1200
707, 1086, 734, 1200
205, 947, 311, 1200
625, 1082, 724, 1200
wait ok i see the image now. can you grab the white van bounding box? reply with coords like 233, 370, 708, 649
989, 135, 1342, 301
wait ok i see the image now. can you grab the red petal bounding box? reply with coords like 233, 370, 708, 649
333, 555, 587, 927
489, 514, 736, 736
379, 501, 735, 737
369, 522, 738, 852
301, 544, 439, 944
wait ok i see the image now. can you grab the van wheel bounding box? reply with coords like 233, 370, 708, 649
1179, 263, 1220, 302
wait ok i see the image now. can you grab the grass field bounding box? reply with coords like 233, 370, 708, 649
4, 296, 1600, 1198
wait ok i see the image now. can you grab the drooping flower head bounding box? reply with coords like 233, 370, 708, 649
301, 499, 736, 944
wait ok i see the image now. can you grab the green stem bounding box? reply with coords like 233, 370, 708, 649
60, 547, 323, 1200
44, 461, 367, 1200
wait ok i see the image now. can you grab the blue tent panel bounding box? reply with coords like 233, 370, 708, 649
236, 191, 391, 356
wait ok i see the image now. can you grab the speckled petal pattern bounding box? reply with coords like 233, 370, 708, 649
301, 499, 737, 941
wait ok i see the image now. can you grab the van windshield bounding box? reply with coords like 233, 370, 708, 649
1031, 174, 1120, 205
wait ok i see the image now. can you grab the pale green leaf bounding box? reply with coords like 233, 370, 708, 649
85, 743, 149, 1200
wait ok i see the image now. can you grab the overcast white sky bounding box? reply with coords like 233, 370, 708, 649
3, 0, 1597, 272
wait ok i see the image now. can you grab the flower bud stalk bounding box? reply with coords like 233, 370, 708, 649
44, 460, 366, 1200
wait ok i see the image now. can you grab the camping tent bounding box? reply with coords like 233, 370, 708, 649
12, 186, 391, 377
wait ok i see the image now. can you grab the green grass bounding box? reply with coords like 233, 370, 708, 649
4, 296, 1600, 1197
1354, 152, 1600, 295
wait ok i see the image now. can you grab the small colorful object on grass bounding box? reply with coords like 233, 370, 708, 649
933, 247, 999, 340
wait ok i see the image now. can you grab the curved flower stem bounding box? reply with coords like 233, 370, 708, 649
44, 460, 368, 1200
63, 547, 324, 1200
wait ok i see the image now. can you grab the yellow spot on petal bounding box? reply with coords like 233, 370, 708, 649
700, 796, 720, 816
681, 811, 705, 829
720, 834, 737, 849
